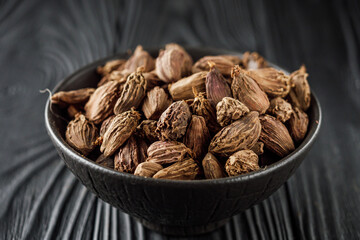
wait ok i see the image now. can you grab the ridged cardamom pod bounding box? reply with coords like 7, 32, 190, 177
183, 115, 210, 160
135, 120, 159, 143
156, 101, 192, 141
134, 162, 163, 178
209, 111, 261, 157
192, 56, 236, 76
267, 97, 293, 122
65, 114, 98, 156
142, 86, 172, 120
246, 67, 291, 97
113, 68, 147, 115
241, 51, 267, 70
216, 97, 250, 127
231, 65, 270, 114
153, 158, 199, 180
95, 154, 114, 169
97, 59, 126, 76
206, 61, 232, 105
225, 150, 259, 176
146, 141, 193, 165
99, 115, 115, 137
288, 107, 309, 143
123, 45, 155, 73
84, 81, 122, 124
288, 65, 311, 111
100, 109, 141, 157
168, 71, 207, 100
114, 136, 148, 173
51, 88, 95, 107
202, 153, 225, 179
155, 43, 193, 83
259, 114, 295, 157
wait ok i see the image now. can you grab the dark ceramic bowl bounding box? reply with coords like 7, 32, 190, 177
45, 48, 322, 236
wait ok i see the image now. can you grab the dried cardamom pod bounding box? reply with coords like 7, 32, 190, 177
156, 101, 192, 141
134, 162, 163, 177
143, 71, 164, 91
97, 59, 126, 76
100, 115, 115, 137
268, 97, 293, 122
168, 71, 207, 100
153, 158, 199, 180
100, 109, 141, 157
231, 65, 270, 114
206, 61, 232, 105
209, 111, 261, 157
288, 107, 309, 143
142, 86, 172, 120
191, 89, 221, 133
246, 68, 291, 97
67, 105, 81, 119
113, 68, 147, 115
146, 141, 193, 165
97, 70, 129, 87
219, 55, 242, 65
259, 114, 295, 157
51, 88, 95, 107
241, 51, 267, 70
114, 136, 148, 173
123, 45, 155, 73
95, 154, 114, 168
202, 153, 225, 179
192, 56, 235, 76
155, 43, 193, 83
250, 142, 264, 155
216, 97, 250, 127
288, 65, 311, 111
135, 120, 159, 143
65, 114, 98, 156
225, 150, 259, 176
84, 81, 122, 124
183, 115, 210, 160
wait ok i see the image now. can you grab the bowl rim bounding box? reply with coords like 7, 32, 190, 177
45, 47, 322, 186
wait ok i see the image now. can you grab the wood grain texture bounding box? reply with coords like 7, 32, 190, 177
0, 0, 359, 239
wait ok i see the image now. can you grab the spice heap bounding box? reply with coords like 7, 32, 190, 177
51, 44, 311, 180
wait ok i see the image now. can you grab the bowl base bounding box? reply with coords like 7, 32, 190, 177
135, 217, 230, 236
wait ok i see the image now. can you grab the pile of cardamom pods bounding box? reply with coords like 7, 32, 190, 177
51, 43, 311, 180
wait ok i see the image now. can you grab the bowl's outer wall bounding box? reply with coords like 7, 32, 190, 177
46, 48, 321, 227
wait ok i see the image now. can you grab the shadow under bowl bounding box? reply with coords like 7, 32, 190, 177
45, 47, 322, 236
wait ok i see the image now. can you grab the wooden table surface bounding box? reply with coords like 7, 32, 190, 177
1, 0, 359, 239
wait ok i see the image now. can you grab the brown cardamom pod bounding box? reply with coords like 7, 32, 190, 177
225, 150, 259, 176
97, 70, 128, 87
95, 154, 114, 169
134, 162, 163, 177
168, 71, 207, 100
65, 114, 98, 156
268, 97, 293, 122
146, 141, 193, 165
183, 115, 210, 160
231, 65, 270, 114
259, 114, 295, 157
97, 59, 126, 76
209, 111, 261, 157
143, 71, 164, 91
84, 81, 122, 124
100, 109, 141, 157
216, 97, 250, 127
202, 153, 225, 179
114, 136, 148, 173
135, 120, 159, 143
250, 142, 264, 155
241, 51, 267, 70
123, 45, 155, 73
206, 61, 232, 105
288, 65, 311, 111
155, 43, 193, 83
192, 56, 236, 76
156, 101, 192, 141
246, 68, 291, 97
51, 88, 95, 107
153, 158, 199, 180
113, 68, 147, 115
100, 115, 116, 137
288, 107, 309, 143
142, 86, 172, 120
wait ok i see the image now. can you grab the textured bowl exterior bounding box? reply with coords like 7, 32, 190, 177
45, 48, 322, 235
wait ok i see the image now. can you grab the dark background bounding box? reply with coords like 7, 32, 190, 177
1, 0, 359, 239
